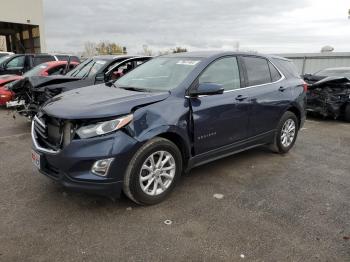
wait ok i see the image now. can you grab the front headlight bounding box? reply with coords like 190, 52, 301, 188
76, 114, 133, 139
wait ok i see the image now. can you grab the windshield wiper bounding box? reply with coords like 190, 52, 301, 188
119, 86, 150, 92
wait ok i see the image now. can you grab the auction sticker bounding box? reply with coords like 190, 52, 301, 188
176, 60, 200, 66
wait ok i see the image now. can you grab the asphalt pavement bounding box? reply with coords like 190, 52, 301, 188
0, 108, 349, 261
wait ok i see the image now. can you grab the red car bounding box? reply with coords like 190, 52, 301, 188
0, 61, 79, 106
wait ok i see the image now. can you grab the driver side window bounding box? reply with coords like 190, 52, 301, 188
6, 56, 25, 69
199, 57, 240, 91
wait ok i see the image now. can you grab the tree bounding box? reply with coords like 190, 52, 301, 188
172, 47, 187, 53
141, 45, 154, 56
83, 41, 97, 57
96, 41, 124, 55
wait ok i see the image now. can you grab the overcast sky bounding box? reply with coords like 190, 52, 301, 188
43, 0, 350, 54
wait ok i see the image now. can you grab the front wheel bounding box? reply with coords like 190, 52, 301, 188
123, 137, 182, 205
270, 111, 299, 154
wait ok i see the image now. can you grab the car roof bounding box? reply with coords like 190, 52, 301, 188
319, 67, 350, 71
162, 51, 285, 60
92, 55, 135, 60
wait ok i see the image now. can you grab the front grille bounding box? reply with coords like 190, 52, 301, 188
33, 115, 73, 152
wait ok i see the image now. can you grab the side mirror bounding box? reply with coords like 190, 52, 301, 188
189, 82, 224, 97
95, 73, 105, 82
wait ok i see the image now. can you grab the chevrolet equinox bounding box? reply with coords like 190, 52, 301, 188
31, 51, 306, 205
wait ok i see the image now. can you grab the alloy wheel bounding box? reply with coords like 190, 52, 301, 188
280, 119, 296, 147
139, 151, 176, 196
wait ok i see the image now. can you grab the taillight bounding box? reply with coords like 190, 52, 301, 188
302, 82, 308, 92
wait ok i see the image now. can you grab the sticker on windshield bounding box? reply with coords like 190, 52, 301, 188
95, 60, 107, 65
176, 60, 200, 66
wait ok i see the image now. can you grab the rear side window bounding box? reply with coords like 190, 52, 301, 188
242, 56, 271, 86
33, 56, 55, 66
268, 62, 282, 82
271, 58, 299, 78
199, 57, 240, 91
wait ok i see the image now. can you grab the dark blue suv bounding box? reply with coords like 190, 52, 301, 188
31, 51, 306, 205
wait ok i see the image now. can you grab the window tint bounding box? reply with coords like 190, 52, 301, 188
199, 57, 240, 91
243, 56, 271, 86
268, 62, 281, 82
6, 56, 25, 68
33, 56, 55, 66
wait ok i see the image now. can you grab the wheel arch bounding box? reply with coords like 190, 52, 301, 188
157, 132, 190, 166
137, 126, 191, 170
286, 105, 301, 129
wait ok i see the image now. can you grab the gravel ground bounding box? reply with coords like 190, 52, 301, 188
0, 108, 349, 261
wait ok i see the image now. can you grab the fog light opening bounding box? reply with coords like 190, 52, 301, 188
91, 158, 114, 177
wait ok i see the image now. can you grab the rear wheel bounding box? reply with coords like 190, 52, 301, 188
344, 103, 350, 122
270, 111, 299, 154
123, 137, 182, 205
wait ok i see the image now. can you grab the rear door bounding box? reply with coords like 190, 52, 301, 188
191, 56, 251, 154
240, 55, 288, 137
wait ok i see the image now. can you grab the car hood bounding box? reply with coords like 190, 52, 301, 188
42, 84, 170, 119
0, 75, 22, 86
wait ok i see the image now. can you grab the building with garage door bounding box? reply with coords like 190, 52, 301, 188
0, 0, 45, 53
276, 52, 350, 75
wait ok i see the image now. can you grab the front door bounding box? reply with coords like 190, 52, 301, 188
190, 56, 251, 155
4, 55, 25, 75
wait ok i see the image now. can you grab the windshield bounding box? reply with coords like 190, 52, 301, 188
0, 55, 11, 65
23, 63, 49, 77
66, 58, 106, 78
315, 69, 350, 78
115, 57, 202, 91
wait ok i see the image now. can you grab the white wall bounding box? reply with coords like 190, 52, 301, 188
0, 0, 46, 51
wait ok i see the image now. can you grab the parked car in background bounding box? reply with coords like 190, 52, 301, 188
31, 51, 306, 205
0, 61, 79, 106
9, 55, 151, 117
52, 54, 81, 63
0, 51, 14, 58
303, 67, 350, 121
0, 53, 79, 76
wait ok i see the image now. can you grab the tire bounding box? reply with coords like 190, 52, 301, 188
270, 111, 299, 154
123, 137, 183, 205
345, 103, 350, 122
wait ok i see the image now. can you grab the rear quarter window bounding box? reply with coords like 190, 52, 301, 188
268, 62, 282, 82
271, 58, 300, 78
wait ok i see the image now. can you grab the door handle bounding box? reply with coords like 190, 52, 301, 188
235, 95, 248, 101
279, 86, 287, 92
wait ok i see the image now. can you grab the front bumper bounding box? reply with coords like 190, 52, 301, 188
32, 128, 142, 197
